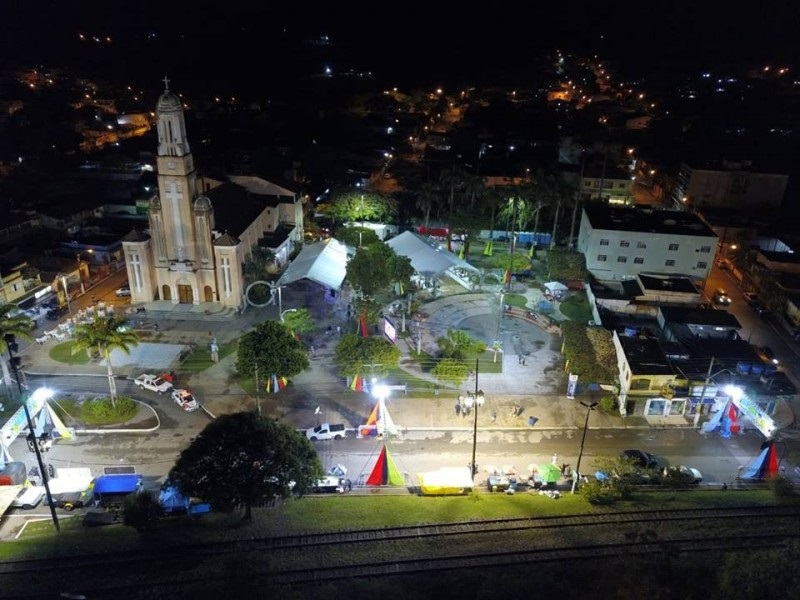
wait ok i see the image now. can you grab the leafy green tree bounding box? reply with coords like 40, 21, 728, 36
236, 320, 309, 379
415, 181, 442, 231
335, 226, 380, 248
325, 189, 398, 225
431, 357, 470, 389
436, 329, 485, 360
281, 308, 314, 339
168, 412, 324, 520
334, 333, 400, 378
0, 303, 34, 395
122, 490, 163, 533
72, 315, 139, 407
346, 243, 412, 299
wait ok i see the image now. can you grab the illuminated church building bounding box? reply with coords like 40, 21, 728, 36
121, 80, 305, 312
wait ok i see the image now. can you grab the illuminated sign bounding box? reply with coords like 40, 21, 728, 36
730, 391, 776, 439
383, 316, 396, 344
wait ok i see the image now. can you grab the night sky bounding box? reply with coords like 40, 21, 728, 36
2, 1, 798, 95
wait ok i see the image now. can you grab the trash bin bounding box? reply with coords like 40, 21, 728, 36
528, 416, 538, 427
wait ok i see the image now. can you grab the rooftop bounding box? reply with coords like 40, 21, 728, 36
584, 205, 717, 237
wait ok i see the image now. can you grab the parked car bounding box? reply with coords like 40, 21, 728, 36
115, 284, 131, 297
171, 388, 200, 412
312, 475, 345, 493
663, 465, 703, 484
46, 304, 69, 321
760, 346, 779, 365
713, 288, 732, 305
11, 485, 46, 510
134, 373, 174, 394
620, 449, 658, 469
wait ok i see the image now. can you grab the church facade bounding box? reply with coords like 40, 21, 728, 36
121, 81, 305, 311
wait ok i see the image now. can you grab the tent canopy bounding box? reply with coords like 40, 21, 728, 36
544, 281, 569, 293
276, 238, 353, 291
386, 231, 479, 276
365, 446, 405, 486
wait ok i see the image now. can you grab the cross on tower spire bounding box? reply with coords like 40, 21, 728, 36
163, 75, 170, 91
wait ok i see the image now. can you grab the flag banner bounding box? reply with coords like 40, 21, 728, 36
503, 269, 511, 284
359, 315, 369, 337
528, 244, 534, 258
447, 238, 452, 252
458, 244, 465, 260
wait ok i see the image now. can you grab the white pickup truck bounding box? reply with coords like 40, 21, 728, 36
305, 423, 347, 441
134, 373, 174, 394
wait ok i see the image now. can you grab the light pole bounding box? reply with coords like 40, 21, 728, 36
59, 274, 71, 315
4, 334, 60, 531
571, 401, 598, 494
280, 308, 298, 323
459, 357, 485, 479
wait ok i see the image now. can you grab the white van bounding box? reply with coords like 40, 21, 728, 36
11, 486, 46, 510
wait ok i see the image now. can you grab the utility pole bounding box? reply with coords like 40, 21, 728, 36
254, 364, 261, 416
694, 357, 715, 428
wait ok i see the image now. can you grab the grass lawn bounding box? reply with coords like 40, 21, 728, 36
559, 291, 593, 323
5, 489, 793, 561
49, 341, 92, 365
50, 395, 139, 426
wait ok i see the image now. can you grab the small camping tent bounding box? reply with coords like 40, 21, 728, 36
359, 397, 400, 437
159, 485, 190, 514
365, 446, 405, 486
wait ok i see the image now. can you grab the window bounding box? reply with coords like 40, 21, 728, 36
620, 240, 630, 248
697, 261, 708, 269
699, 245, 712, 253
599, 239, 610, 246
634, 257, 644, 264
665, 259, 675, 267
597, 255, 607, 262
617, 256, 627, 263
668, 243, 679, 251
637, 241, 647, 249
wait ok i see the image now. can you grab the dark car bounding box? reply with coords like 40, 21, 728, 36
621, 449, 658, 469
46, 304, 69, 320
760, 346, 779, 365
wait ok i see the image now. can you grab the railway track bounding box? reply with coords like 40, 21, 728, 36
3, 505, 800, 599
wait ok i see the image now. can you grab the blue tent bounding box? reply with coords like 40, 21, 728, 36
93, 474, 142, 494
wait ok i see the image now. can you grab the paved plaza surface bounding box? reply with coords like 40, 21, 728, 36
16, 279, 796, 436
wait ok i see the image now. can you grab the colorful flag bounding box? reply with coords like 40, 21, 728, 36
359, 314, 369, 337
267, 374, 288, 394
457, 244, 465, 260
528, 244, 534, 258
447, 238, 452, 252
503, 269, 512, 284
485, 240, 493, 256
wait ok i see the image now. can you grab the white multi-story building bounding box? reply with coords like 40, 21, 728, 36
577, 205, 717, 283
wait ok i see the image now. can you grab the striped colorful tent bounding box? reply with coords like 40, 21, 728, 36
365, 445, 405, 486
359, 396, 399, 437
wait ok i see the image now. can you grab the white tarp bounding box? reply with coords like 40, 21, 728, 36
277, 238, 352, 291
386, 231, 479, 275
544, 281, 569, 293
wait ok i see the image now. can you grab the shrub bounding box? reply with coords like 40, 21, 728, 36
81, 396, 138, 424
767, 475, 795, 498
580, 481, 621, 505
598, 394, 617, 414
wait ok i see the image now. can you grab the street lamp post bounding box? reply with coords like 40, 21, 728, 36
3, 334, 60, 531
571, 401, 598, 494
459, 357, 485, 479
280, 308, 298, 323
60, 275, 71, 315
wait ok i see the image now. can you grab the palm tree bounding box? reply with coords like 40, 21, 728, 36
415, 181, 441, 232
0, 303, 34, 395
72, 315, 139, 407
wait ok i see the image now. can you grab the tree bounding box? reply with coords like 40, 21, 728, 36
436, 329, 486, 360
335, 225, 380, 248
415, 181, 442, 232
281, 308, 314, 339
325, 189, 398, 225
431, 357, 470, 389
346, 243, 412, 299
235, 320, 309, 380
72, 315, 139, 407
122, 490, 163, 533
334, 333, 400, 378
0, 303, 34, 395
167, 412, 324, 520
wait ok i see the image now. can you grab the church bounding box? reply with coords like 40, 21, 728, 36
121, 80, 306, 313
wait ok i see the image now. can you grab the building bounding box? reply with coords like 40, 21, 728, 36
577, 205, 717, 283
669, 160, 788, 212
121, 81, 304, 312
